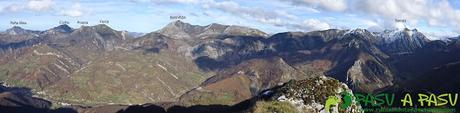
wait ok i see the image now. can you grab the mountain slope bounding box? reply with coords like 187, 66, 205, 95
179, 57, 306, 106
0, 24, 213, 105
0, 21, 458, 112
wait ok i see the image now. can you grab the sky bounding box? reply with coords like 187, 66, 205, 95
1, 0, 460, 39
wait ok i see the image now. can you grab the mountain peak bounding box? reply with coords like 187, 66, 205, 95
9, 26, 23, 30
50, 24, 73, 33
223, 25, 268, 37
5, 26, 28, 35
6, 26, 24, 31
158, 20, 203, 39
345, 28, 375, 38
166, 20, 191, 28
172, 20, 185, 24
201, 23, 229, 34
347, 28, 371, 35
157, 21, 268, 39
93, 24, 111, 29
75, 24, 115, 33
205, 23, 227, 29
377, 27, 430, 54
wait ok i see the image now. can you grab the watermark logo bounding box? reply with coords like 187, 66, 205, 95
324, 92, 353, 113
357, 93, 457, 112
324, 92, 459, 113
325, 92, 458, 112
325, 95, 340, 113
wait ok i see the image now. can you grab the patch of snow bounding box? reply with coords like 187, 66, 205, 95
114, 46, 129, 50
148, 97, 155, 102
57, 59, 70, 70
156, 64, 168, 71
277, 95, 287, 101
59, 102, 71, 106
115, 63, 126, 71
262, 90, 273, 96
33, 50, 63, 58
74, 61, 92, 73
156, 64, 178, 79
53, 63, 70, 74
237, 70, 244, 74
156, 77, 176, 97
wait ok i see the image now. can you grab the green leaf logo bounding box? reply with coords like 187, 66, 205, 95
325, 91, 352, 113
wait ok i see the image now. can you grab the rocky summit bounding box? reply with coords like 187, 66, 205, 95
255, 76, 362, 113
0, 21, 459, 113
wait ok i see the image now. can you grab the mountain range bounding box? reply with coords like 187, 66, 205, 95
0, 20, 459, 113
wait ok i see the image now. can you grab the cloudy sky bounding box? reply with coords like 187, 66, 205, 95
1, 0, 460, 39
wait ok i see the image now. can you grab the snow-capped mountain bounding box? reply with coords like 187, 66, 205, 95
376, 28, 430, 55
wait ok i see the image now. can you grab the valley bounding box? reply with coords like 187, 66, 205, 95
0, 21, 459, 113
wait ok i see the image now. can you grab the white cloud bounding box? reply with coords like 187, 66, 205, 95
7, 0, 451, 36
279, 0, 347, 12
130, 0, 332, 32
149, 0, 336, 32
258, 18, 283, 26
3, 4, 25, 12
59, 3, 84, 17
302, 7, 320, 13
27, 0, 54, 11
351, 0, 460, 32
302, 19, 331, 31
361, 19, 384, 32
422, 31, 458, 40
0, 0, 53, 13
129, 0, 151, 2
316, 0, 347, 12
200, 0, 301, 28
275, 0, 460, 35
274, 10, 298, 20
132, 0, 198, 4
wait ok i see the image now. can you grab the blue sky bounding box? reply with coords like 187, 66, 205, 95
1, 0, 460, 39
